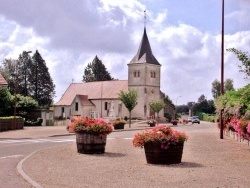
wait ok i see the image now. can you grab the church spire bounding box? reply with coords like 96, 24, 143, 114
129, 22, 160, 65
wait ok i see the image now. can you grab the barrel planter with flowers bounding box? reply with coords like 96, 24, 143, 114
68, 117, 113, 154
133, 125, 188, 165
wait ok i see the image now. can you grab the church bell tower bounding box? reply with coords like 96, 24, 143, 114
128, 27, 162, 118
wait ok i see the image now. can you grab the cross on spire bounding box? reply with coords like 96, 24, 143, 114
144, 10, 146, 28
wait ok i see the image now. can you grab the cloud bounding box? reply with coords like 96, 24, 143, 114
0, 0, 250, 105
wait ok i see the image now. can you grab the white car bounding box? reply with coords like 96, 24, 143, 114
188, 117, 193, 122
192, 116, 200, 124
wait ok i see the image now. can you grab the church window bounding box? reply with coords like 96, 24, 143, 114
105, 102, 108, 110
133, 71, 137, 77
75, 102, 78, 111
138, 71, 140, 77
151, 71, 156, 78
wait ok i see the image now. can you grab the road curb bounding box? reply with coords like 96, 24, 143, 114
17, 150, 43, 188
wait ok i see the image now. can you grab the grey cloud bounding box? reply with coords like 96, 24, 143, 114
0, 0, 137, 53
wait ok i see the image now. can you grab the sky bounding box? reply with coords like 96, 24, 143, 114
0, 0, 250, 105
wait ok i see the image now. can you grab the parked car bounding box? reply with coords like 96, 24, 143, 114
192, 116, 200, 124
188, 117, 193, 122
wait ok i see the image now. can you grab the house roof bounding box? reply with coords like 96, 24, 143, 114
129, 28, 160, 65
0, 73, 8, 87
55, 80, 128, 106
77, 95, 94, 106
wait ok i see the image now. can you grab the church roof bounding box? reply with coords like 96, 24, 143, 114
0, 73, 8, 87
77, 95, 94, 106
54, 80, 128, 106
129, 28, 160, 65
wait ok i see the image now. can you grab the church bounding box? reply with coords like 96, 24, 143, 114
54, 27, 174, 120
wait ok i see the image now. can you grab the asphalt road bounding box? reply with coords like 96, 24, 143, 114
1, 122, 250, 188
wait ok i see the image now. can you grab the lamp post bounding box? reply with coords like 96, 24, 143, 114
175, 95, 181, 119
220, 0, 225, 139
100, 73, 110, 118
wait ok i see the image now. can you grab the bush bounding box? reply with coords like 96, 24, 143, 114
24, 118, 43, 126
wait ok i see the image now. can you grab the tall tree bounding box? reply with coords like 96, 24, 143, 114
1, 51, 55, 108
224, 78, 235, 91
118, 89, 138, 128
212, 79, 221, 99
17, 51, 33, 96
82, 56, 113, 82
211, 78, 235, 99
149, 100, 165, 118
227, 48, 250, 80
29, 50, 55, 107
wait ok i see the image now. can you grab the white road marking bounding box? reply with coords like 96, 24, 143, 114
0, 154, 23, 159
0, 137, 133, 145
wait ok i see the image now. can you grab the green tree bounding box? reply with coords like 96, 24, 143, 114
1, 51, 55, 108
0, 87, 13, 116
192, 94, 215, 115
212, 79, 221, 99
82, 56, 113, 82
16, 94, 39, 119
149, 100, 165, 118
29, 50, 55, 107
227, 48, 250, 80
215, 84, 250, 118
225, 79, 235, 91
211, 78, 235, 99
118, 89, 138, 128
0, 58, 17, 95
16, 51, 33, 96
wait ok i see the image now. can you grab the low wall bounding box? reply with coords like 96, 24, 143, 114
0, 117, 24, 132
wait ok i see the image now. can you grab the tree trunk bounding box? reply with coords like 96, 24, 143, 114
129, 111, 131, 128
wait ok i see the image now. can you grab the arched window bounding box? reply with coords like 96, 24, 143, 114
138, 71, 141, 77
153, 71, 156, 78
150, 71, 153, 78
133, 71, 137, 77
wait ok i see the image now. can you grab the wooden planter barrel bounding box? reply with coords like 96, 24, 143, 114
149, 123, 156, 127
114, 123, 125, 130
144, 142, 184, 165
76, 133, 107, 154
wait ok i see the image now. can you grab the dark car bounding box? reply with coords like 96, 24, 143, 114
192, 116, 200, 124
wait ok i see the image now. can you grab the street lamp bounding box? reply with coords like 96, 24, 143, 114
220, 0, 225, 139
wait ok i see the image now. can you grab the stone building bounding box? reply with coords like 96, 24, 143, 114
54, 27, 174, 120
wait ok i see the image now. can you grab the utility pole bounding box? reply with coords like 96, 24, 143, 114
220, 0, 225, 139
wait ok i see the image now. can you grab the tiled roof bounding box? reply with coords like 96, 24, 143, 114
77, 95, 94, 106
129, 28, 160, 65
55, 80, 128, 106
0, 73, 8, 86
